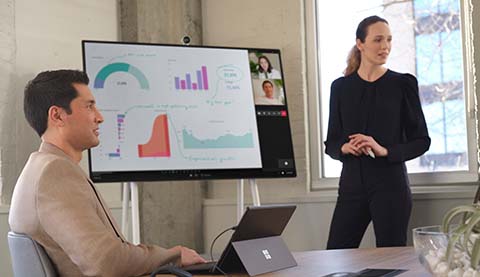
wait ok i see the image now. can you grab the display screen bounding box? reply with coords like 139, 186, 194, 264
83, 41, 295, 182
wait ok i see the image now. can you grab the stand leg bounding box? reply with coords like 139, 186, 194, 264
249, 179, 261, 206
121, 182, 130, 237
237, 179, 244, 223
130, 182, 140, 245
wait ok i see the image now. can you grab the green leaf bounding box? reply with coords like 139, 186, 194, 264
446, 224, 469, 265
462, 213, 480, 255
442, 204, 480, 268
442, 205, 477, 232
471, 238, 480, 269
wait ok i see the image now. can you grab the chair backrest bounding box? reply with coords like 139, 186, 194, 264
7, 231, 57, 277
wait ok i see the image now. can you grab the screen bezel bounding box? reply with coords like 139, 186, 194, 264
82, 40, 296, 182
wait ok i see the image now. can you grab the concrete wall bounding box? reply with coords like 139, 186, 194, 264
119, 0, 205, 251
0, 0, 120, 275
0, 0, 15, 204
0, 0, 120, 203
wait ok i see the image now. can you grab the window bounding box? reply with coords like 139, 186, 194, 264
306, 0, 477, 189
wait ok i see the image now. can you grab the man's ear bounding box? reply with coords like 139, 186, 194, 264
47, 106, 66, 127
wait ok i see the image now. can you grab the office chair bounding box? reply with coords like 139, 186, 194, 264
7, 231, 57, 277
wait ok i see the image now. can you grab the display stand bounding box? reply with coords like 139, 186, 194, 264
121, 179, 261, 244
236, 179, 261, 223
121, 182, 140, 245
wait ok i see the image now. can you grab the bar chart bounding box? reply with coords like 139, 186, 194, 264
174, 66, 209, 91
107, 114, 125, 158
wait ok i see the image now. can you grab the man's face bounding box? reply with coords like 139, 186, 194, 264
62, 83, 104, 151
262, 82, 274, 98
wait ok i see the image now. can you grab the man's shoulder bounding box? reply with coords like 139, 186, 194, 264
19, 151, 86, 190
9, 151, 84, 233
27, 150, 79, 174
28, 151, 80, 169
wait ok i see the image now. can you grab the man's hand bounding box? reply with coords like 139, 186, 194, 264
177, 246, 207, 267
348, 134, 388, 157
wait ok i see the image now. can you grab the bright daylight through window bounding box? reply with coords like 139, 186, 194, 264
316, 0, 475, 181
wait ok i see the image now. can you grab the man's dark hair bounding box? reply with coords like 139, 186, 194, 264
24, 70, 89, 136
262, 80, 273, 88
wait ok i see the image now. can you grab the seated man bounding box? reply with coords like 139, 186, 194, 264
9, 70, 206, 276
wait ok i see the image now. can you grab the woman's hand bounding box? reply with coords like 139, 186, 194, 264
348, 134, 388, 157
341, 141, 362, 156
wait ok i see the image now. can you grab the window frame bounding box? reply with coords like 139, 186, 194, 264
305, 0, 478, 191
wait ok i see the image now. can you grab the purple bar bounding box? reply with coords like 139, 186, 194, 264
196, 70, 203, 90
192, 83, 197, 90
174, 77, 180, 90
117, 119, 124, 123
180, 80, 186, 90
186, 74, 192, 89
201, 66, 208, 90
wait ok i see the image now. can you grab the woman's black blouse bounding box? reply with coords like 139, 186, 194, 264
324, 70, 431, 189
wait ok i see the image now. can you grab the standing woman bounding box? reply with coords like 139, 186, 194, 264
324, 15, 430, 249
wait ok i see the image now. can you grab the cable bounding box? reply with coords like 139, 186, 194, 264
209, 225, 237, 276
210, 225, 236, 262
151, 226, 237, 277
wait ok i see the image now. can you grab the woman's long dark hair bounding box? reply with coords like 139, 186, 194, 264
344, 15, 389, 76
258, 55, 273, 73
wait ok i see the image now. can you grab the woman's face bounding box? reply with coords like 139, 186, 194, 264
356, 22, 392, 66
259, 58, 270, 71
